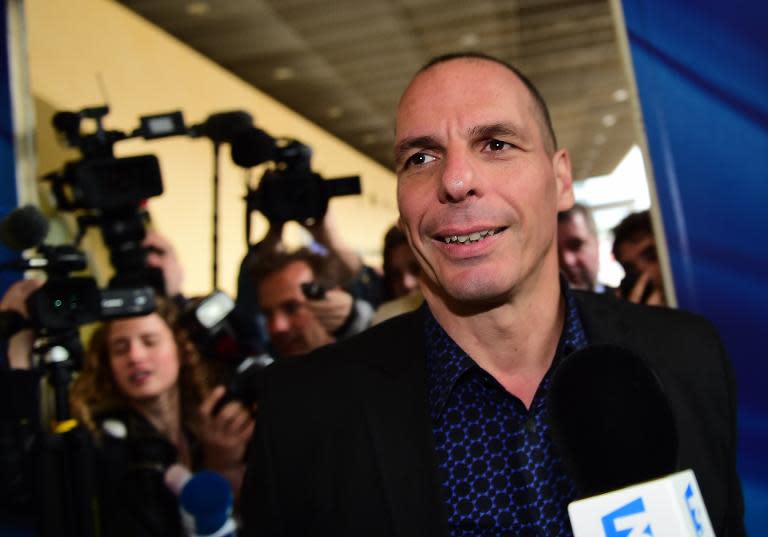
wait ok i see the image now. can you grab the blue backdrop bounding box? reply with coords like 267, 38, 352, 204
1, 1, 21, 293
621, 0, 768, 533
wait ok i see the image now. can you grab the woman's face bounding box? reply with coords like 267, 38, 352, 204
107, 313, 181, 404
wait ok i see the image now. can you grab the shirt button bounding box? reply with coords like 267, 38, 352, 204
525, 417, 536, 433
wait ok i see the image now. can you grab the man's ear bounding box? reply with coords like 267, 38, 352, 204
553, 148, 575, 211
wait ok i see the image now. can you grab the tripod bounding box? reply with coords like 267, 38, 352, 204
30, 330, 99, 537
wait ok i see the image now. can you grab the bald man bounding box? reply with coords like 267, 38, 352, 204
241, 53, 744, 537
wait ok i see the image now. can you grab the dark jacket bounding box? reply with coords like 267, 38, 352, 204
241, 291, 745, 537
94, 409, 200, 537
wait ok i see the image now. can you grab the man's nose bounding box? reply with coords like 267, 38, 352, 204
439, 148, 478, 203
402, 272, 419, 292
268, 312, 291, 336
561, 250, 578, 267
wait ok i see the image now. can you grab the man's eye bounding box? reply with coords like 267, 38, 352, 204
283, 300, 302, 316
406, 153, 436, 167
484, 139, 512, 152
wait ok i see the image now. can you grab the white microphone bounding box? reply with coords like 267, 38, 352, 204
568, 469, 714, 537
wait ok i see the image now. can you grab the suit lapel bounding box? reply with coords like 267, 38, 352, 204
573, 291, 634, 346
362, 312, 449, 537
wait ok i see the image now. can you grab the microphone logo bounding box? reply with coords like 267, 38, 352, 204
684, 483, 705, 536
600, 497, 654, 537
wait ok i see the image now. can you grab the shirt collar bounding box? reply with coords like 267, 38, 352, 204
424, 279, 589, 421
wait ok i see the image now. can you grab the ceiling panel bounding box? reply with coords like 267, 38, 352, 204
118, 0, 638, 178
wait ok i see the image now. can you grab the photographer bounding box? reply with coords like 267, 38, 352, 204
236, 212, 378, 354
251, 245, 375, 359
0, 279, 45, 530
69, 298, 254, 536
0, 277, 254, 536
612, 210, 666, 306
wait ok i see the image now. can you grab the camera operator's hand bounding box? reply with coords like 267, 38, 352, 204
260, 221, 286, 252
305, 288, 355, 334
143, 229, 184, 297
0, 278, 43, 369
198, 385, 255, 495
303, 211, 362, 282
622, 269, 665, 306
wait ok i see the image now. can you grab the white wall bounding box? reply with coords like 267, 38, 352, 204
26, 0, 398, 296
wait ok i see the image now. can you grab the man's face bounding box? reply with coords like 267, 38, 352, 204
394, 59, 573, 305
386, 242, 421, 298
615, 233, 661, 287
257, 260, 334, 357
557, 212, 600, 290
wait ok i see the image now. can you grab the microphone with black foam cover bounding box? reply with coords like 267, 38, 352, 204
548, 343, 678, 497
189, 110, 254, 145
230, 127, 278, 168
0, 205, 49, 251
550, 345, 719, 536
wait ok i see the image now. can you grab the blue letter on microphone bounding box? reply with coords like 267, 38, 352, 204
601, 497, 654, 537
684, 483, 704, 536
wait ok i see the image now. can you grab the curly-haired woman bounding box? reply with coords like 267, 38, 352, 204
70, 298, 254, 537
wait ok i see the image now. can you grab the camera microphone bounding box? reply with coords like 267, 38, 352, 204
0, 205, 49, 251
230, 127, 277, 168
189, 110, 254, 145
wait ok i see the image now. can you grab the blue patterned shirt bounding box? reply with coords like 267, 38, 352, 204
425, 286, 588, 536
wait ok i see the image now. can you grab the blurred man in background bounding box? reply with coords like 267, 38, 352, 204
253, 248, 371, 358
557, 203, 607, 292
612, 210, 666, 306
373, 224, 424, 323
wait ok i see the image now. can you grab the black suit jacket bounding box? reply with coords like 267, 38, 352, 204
241, 291, 745, 537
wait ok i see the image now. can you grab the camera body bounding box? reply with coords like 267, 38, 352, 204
231, 130, 362, 225
247, 168, 361, 225
45, 106, 187, 292
179, 291, 273, 410
618, 267, 656, 304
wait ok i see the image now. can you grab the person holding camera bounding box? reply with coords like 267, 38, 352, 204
612, 210, 666, 306
0, 275, 254, 537
67, 298, 254, 536
251, 247, 372, 359
236, 213, 378, 355
372, 224, 425, 324
557, 203, 614, 294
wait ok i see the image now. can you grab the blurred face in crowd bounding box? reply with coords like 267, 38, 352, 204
257, 260, 334, 357
386, 242, 421, 298
615, 232, 661, 288
395, 58, 573, 306
108, 313, 180, 405
557, 212, 600, 290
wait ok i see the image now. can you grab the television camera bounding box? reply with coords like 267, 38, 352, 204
0, 205, 156, 420
230, 127, 362, 231
0, 205, 156, 537
44, 105, 187, 293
